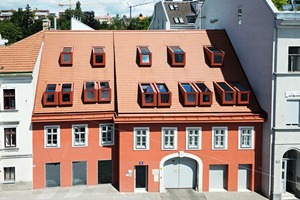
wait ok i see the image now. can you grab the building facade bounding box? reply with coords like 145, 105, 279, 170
201, 0, 300, 199
0, 32, 43, 190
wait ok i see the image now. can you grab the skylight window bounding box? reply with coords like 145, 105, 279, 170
179, 83, 198, 106
99, 81, 111, 102
154, 83, 172, 107
43, 84, 58, 106
167, 46, 186, 67
139, 83, 157, 107
214, 81, 236, 105
59, 83, 73, 105
174, 17, 180, 24
204, 46, 225, 67
169, 4, 174, 10
60, 46, 73, 66
137, 46, 152, 67
92, 47, 106, 67
178, 17, 184, 24
83, 81, 98, 103
193, 82, 213, 106
43, 83, 74, 106
230, 82, 250, 105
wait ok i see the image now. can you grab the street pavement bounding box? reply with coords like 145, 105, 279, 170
0, 184, 268, 200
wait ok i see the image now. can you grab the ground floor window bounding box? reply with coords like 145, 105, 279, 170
4, 167, 15, 182
72, 161, 87, 186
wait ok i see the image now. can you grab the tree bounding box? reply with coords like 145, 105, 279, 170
0, 21, 23, 45
83, 11, 100, 30
272, 0, 289, 10
127, 15, 152, 30
22, 4, 34, 37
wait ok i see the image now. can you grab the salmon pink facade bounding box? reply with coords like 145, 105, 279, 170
31, 30, 265, 193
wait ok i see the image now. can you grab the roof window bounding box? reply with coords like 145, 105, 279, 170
43, 83, 73, 106
179, 83, 198, 106
99, 81, 111, 102
139, 83, 157, 107
43, 84, 59, 106
204, 46, 225, 67
213, 81, 236, 105
60, 46, 73, 66
59, 83, 74, 106
154, 83, 172, 107
167, 46, 186, 67
83, 81, 98, 103
193, 82, 213, 106
92, 47, 106, 67
230, 82, 250, 105
137, 46, 152, 67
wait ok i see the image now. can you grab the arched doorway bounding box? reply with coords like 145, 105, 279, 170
159, 152, 202, 192
281, 149, 300, 198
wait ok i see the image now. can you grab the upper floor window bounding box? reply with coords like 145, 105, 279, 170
92, 47, 106, 67
138, 83, 157, 107
162, 127, 177, 150
4, 167, 15, 182
178, 83, 198, 106
286, 100, 300, 126
186, 127, 201, 150
134, 127, 150, 150
230, 82, 250, 105
3, 89, 15, 109
204, 46, 225, 67
238, 6, 242, 25
100, 124, 114, 146
212, 127, 228, 150
72, 125, 88, 147
238, 127, 254, 149
137, 46, 152, 67
45, 126, 60, 148
288, 47, 300, 72
60, 46, 73, 66
153, 83, 172, 107
4, 128, 16, 148
193, 82, 213, 106
167, 46, 186, 67
213, 81, 236, 105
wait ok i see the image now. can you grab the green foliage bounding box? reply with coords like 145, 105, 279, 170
127, 16, 152, 30
0, 21, 23, 45
272, 0, 289, 10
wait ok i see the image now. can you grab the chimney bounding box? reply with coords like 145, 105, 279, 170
42, 18, 51, 30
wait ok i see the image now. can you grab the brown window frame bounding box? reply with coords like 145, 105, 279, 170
137, 46, 152, 67
4, 167, 15, 182
178, 82, 198, 106
98, 81, 111, 103
92, 47, 106, 67
138, 83, 157, 107
230, 82, 250, 105
60, 46, 73, 66
167, 46, 186, 67
153, 83, 172, 107
83, 81, 99, 103
4, 128, 16, 148
3, 89, 15, 110
213, 81, 236, 105
58, 83, 74, 106
204, 46, 225, 67
193, 82, 213, 106
43, 84, 59, 106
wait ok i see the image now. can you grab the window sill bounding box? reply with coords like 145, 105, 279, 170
212, 148, 227, 150
0, 109, 18, 113
0, 147, 19, 152
45, 146, 60, 148
3, 180, 15, 184
101, 143, 114, 146
134, 148, 149, 151
73, 145, 88, 148
186, 148, 201, 151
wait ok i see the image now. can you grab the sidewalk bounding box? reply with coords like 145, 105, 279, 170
0, 185, 268, 200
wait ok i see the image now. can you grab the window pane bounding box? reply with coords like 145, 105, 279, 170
175, 54, 183, 63
63, 54, 71, 62
142, 54, 150, 63
95, 55, 103, 63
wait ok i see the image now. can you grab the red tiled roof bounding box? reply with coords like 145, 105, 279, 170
0, 31, 44, 73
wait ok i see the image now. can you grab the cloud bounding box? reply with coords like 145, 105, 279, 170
0, 0, 156, 17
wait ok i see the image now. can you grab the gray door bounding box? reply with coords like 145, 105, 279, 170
45, 163, 60, 187
72, 161, 87, 186
238, 164, 250, 190
164, 157, 197, 188
209, 165, 227, 191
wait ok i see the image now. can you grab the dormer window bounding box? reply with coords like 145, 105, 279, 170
204, 46, 225, 66
99, 81, 111, 102
60, 46, 73, 66
154, 83, 172, 107
214, 81, 236, 105
137, 46, 152, 67
92, 47, 105, 67
139, 83, 157, 107
83, 81, 98, 103
230, 82, 250, 105
193, 82, 213, 106
59, 83, 73, 106
43, 84, 58, 106
168, 46, 185, 67
179, 83, 198, 106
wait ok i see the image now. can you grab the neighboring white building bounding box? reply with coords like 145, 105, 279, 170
71, 17, 94, 30
149, 0, 204, 30
201, 0, 300, 199
0, 31, 43, 190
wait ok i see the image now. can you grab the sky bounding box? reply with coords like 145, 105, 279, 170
0, 0, 158, 17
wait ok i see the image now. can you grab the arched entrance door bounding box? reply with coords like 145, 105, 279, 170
281, 149, 300, 198
159, 152, 203, 192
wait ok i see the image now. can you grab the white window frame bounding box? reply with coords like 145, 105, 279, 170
212, 127, 228, 150
286, 100, 300, 126
162, 127, 177, 150
238, 126, 254, 150
100, 124, 114, 146
186, 127, 201, 150
44, 125, 60, 148
134, 127, 150, 150
72, 124, 88, 147
2, 125, 18, 149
